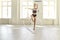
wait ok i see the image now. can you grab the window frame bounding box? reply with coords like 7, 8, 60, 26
20, 0, 34, 19
43, 0, 57, 19
0, 0, 11, 19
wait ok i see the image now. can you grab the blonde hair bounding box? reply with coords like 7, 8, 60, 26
34, 3, 38, 9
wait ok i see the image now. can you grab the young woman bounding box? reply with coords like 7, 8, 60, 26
31, 3, 38, 30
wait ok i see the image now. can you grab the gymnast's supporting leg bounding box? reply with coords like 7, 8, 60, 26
33, 17, 36, 30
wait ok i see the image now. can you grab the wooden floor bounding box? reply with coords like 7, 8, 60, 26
0, 25, 60, 40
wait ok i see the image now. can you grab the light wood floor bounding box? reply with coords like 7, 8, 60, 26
0, 25, 60, 40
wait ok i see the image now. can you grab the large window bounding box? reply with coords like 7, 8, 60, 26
0, 0, 11, 18
43, 0, 57, 19
20, 0, 33, 19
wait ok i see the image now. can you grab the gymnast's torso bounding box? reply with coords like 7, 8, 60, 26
32, 9, 37, 17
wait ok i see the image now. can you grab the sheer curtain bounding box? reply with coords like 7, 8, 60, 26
43, 0, 57, 19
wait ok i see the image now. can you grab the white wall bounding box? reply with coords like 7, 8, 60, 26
54, 0, 60, 25
57, 0, 60, 25
0, 0, 60, 25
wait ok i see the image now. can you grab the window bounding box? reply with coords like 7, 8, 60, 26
43, 0, 57, 19
20, 0, 33, 19
0, 0, 11, 18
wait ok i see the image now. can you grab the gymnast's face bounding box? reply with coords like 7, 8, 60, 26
34, 3, 38, 9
